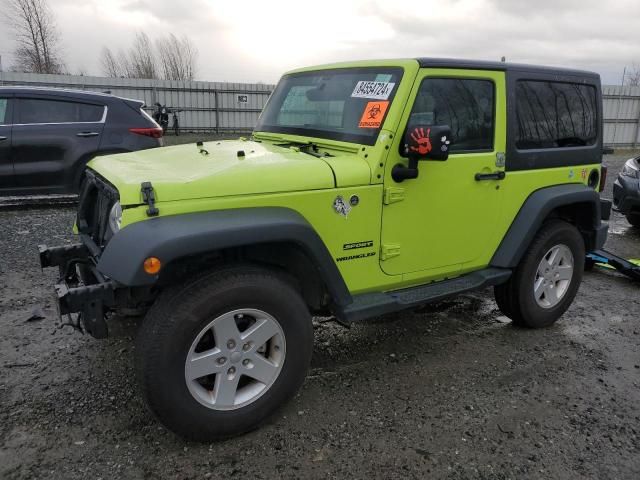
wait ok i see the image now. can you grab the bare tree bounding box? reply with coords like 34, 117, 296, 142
5, 0, 64, 73
626, 64, 640, 87
156, 34, 198, 81
100, 32, 198, 80
100, 32, 158, 79
100, 47, 123, 78
127, 32, 157, 79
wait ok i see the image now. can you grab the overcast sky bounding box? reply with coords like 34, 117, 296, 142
0, 0, 639, 85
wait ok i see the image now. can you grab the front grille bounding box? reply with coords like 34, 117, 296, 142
76, 170, 119, 251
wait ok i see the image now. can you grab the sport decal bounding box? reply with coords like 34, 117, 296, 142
343, 240, 374, 251
351, 81, 395, 100
358, 101, 389, 129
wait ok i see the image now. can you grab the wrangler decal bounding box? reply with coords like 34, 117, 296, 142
335, 251, 376, 262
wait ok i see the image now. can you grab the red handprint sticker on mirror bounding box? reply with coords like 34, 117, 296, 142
409, 127, 432, 155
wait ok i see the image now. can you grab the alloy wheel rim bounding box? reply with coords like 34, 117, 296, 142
534, 244, 574, 309
185, 308, 286, 411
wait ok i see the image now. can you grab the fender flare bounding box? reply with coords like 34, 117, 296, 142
97, 207, 352, 307
490, 184, 606, 268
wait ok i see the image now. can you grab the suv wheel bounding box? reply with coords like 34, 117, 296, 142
626, 213, 640, 228
135, 266, 313, 441
494, 220, 585, 328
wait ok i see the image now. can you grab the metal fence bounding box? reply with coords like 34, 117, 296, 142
603, 85, 640, 148
2, 72, 640, 147
0, 72, 274, 133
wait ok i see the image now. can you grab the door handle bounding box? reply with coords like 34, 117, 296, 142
0, 136, 7, 142
76, 132, 99, 137
475, 171, 505, 181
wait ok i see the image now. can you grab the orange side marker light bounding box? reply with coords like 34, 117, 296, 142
143, 257, 162, 275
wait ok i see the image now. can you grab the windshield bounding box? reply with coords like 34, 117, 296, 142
255, 67, 404, 146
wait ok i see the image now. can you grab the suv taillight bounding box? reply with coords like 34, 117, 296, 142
599, 165, 607, 192
130, 127, 163, 138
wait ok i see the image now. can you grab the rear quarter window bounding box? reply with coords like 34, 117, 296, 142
515, 81, 597, 149
17, 98, 104, 124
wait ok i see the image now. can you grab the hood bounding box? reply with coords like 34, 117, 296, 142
89, 140, 371, 205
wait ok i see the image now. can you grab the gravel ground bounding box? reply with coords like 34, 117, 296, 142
1, 153, 639, 479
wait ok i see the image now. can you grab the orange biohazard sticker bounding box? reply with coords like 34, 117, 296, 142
358, 101, 389, 128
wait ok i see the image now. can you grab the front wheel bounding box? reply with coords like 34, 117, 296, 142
494, 220, 585, 328
135, 266, 313, 441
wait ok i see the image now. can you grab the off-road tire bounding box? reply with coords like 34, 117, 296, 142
494, 220, 585, 328
135, 265, 313, 441
626, 213, 640, 228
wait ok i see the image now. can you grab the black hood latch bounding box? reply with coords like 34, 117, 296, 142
141, 182, 159, 217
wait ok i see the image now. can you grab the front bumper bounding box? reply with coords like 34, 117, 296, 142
39, 243, 117, 338
613, 174, 640, 215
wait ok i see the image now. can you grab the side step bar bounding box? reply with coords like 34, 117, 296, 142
342, 268, 512, 323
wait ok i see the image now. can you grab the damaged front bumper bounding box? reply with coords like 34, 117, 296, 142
39, 243, 118, 339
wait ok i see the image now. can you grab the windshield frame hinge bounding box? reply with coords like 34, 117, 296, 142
140, 181, 159, 217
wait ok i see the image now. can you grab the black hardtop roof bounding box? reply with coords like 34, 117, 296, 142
416, 57, 600, 80
0, 86, 143, 104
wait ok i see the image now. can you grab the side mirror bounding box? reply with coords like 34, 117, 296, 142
404, 124, 452, 161
392, 124, 452, 182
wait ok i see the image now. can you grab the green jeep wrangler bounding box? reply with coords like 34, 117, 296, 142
40, 58, 610, 441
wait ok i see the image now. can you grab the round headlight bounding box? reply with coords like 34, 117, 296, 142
109, 201, 122, 233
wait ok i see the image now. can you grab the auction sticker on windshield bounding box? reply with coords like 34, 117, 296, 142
358, 101, 389, 128
351, 81, 395, 100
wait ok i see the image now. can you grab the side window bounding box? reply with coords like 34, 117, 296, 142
78, 103, 104, 122
0, 99, 8, 124
16, 98, 104, 124
515, 81, 597, 149
408, 78, 495, 153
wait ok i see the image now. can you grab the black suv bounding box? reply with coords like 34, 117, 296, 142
0, 87, 163, 195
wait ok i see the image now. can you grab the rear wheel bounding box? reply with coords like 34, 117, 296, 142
494, 220, 585, 328
626, 213, 640, 228
136, 266, 313, 441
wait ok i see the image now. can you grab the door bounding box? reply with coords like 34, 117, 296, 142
0, 96, 13, 190
12, 96, 105, 193
380, 69, 507, 278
